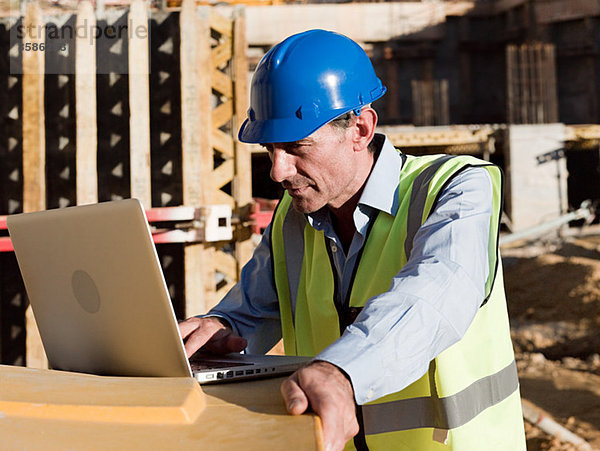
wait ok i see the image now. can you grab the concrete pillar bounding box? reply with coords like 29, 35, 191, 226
506, 124, 568, 231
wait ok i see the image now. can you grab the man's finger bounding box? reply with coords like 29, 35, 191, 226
281, 362, 358, 451
183, 328, 214, 357
178, 318, 203, 340
179, 317, 226, 356
281, 374, 309, 415
204, 328, 248, 354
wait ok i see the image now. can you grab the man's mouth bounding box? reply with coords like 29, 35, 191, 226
287, 186, 308, 196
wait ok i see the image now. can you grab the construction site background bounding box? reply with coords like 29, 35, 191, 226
1, 0, 600, 449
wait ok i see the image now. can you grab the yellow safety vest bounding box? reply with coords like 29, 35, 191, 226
270, 153, 526, 450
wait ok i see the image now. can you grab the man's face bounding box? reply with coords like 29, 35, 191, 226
263, 124, 358, 214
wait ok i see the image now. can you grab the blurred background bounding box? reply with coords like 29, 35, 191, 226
0, 0, 599, 449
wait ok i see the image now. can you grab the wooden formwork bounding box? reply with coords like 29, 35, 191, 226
0, 0, 251, 368
506, 43, 559, 125
411, 79, 450, 127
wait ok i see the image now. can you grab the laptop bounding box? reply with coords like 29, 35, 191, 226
7, 199, 310, 384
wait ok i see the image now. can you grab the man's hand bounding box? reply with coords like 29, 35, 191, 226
281, 361, 359, 451
178, 316, 247, 357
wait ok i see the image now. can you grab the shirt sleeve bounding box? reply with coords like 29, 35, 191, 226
315, 167, 495, 405
206, 224, 282, 354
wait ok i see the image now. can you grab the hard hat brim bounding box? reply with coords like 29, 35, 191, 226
238, 90, 386, 145
238, 113, 333, 144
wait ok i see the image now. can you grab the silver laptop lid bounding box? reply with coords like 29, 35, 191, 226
7, 199, 192, 378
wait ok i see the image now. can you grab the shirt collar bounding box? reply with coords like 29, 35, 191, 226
358, 133, 403, 216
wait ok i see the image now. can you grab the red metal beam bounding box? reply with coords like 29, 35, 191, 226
1, 206, 212, 252
144, 206, 196, 223
250, 198, 277, 234
0, 237, 13, 252
0, 202, 277, 252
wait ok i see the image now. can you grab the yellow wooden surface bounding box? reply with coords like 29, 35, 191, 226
0, 364, 322, 450
0, 365, 204, 425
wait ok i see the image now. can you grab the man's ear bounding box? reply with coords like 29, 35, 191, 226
352, 107, 377, 152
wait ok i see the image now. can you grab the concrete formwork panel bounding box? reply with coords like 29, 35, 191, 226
506, 124, 568, 231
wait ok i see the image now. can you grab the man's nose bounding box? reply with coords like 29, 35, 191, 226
270, 148, 296, 183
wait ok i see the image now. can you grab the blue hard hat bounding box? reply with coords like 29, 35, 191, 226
238, 29, 386, 144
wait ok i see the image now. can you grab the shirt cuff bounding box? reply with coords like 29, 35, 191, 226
315, 333, 389, 405
315, 326, 431, 405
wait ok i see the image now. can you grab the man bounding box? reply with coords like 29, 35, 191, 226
179, 30, 525, 450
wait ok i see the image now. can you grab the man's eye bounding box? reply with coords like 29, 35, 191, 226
289, 144, 307, 153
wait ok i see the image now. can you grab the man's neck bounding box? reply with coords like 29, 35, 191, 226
329, 189, 363, 253
327, 151, 377, 252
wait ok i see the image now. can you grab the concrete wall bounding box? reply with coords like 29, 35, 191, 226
244, 3, 476, 46
506, 124, 569, 231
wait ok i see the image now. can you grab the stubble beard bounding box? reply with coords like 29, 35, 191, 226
290, 189, 321, 214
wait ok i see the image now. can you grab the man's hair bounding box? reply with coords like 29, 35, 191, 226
328, 108, 377, 153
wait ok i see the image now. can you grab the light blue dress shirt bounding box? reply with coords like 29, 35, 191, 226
208, 134, 494, 405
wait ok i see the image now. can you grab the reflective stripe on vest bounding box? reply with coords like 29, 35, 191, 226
362, 360, 518, 434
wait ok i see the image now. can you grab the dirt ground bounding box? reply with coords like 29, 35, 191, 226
502, 224, 600, 450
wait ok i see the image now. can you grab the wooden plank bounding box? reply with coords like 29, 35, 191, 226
535, 44, 543, 123
0, 364, 322, 449
506, 45, 514, 124
439, 80, 449, 125
384, 57, 400, 122
212, 99, 233, 129
212, 129, 234, 158
424, 82, 433, 126
512, 45, 520, 123
519, 45, 528, 124
22, 0, 48, 370
511, 45, 520, 123
210, 9, 233, 38
493, 0, 527, 13
181, 1, 209, 208
411, 80, 420, 125
531, 45, 539, 123
527, 45, 535, 123
232, 7, 254, 273
213, 250, 238, 281
212, 189, 235, 208
215, 280, 235, 301
75, 0, 98, 205
212, 67, 233, 98
22, 2, 45, 215
200, 244, 217, 311
181, 1, 212, 316
546, 44, 559, 123
212, 159, 235, 190
534, 0, 600, 25
211, 41, 232, 70
541, 45, 550, 124
128, 0, 152, 208
385, 129, 494, 147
